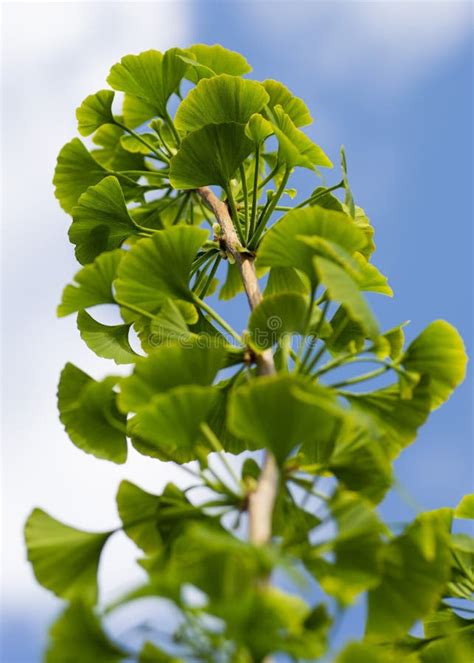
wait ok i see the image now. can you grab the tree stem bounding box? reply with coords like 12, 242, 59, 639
196, 186, 279, 548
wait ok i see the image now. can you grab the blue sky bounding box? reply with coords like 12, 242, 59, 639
2, 2, 473, 661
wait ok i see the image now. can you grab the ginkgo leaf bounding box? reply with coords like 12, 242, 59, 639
327, 417, 393, 504
107, 48, 189, 118
257, 206, 367, 283
45, 603, 127, 663
58, 363, 127, 463
69, 176, 138, 264
77, 310, 138, 364
352, 252, 393, 296
128, 385, 217, 463
139, 642, 182, 663
117, 481, 213, 555
25, 509, 112, 604
306, 491, 385, 605
402, 320, 468, 410
54, 138, 108, 214
271, 106, 332, 170
248, 292, 308, 350
169, 122, 253, 189
120, 132, 161, 155
228, 375, 344, 462
366, 509, 452, 640
345, 379, 432, 459
118, 342, 225, 412
58, 249, 124, 317
263, 79, 312, 127
183, 43, 251, 83
314, 257, 379, 338
175, 75, 268, 134
335, 643, 386, 663
264, 266, 309, 296
455, 494, 474, 519
115, 226, 208, 311
91, 123, 145, 173
76, 90, 116, 136
245, 112, 274, 145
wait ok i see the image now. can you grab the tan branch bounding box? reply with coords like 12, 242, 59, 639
196, 186, 279, 546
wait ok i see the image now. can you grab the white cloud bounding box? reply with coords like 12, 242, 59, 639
248, 0, 472, 91
1, 2, 192, 608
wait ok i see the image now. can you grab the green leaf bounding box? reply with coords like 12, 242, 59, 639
118, 342, 225, 412
327, 416, 393, 504
352, 252, 393, 296
314, 256, 379, 338
25, 509, 111, 604
264, 266, 309, 296
335, 642, 386, 663
306, 491, 385, 605
115, 226, 208, 311
139, 642, 182, 663
262, 79, 312, 127
58, 363, 127, 463
69, 176, 138, 264
45, 602, 126, 663
107, 48, 189, 118
271, 106, 332, 170
117, 481, 215, 555
345, 379, 432, 459
169, 122, 253, 189
183, 43, 251, 83
175, 75, 269, 133
76, 90, 115, 136
422, 609, 474, 663
128, 385, 217, 463
248, 292, 308, 350
366, 509, 452, 640
402, 320, 468, 410
455, 494, 474, 519
228, 375, 344, 463
58, 249, 124, 317
120, 132, 160, 154
257, 206, 367, 284
91, 123, 145, 172
77, 310, 137, 364
54, 138, 108, 214
340, 146, 355, 217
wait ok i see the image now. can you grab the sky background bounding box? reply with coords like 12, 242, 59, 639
1, 1, 473, 661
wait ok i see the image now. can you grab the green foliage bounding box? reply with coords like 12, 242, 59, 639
27, 43, 471, 663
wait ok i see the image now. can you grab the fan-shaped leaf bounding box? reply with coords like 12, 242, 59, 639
117, 481, 213, 555
90, 124, 145, 173
271, 106, 332, 169
306, 492, 385, 605
228, 375, 344, 462
402, 320, 468, 410
45, 603, 126, 663
118, 342, 225, 412
169, 122, 253, 189
248, 292, 308, 350
54, 138, 108, 214
175, 75, 268, 133
76, 90, 115, 137
107, 49, 189, 118
335, 643, 386, 663
345, 379, 432, 459
263, 79, 312, 127
58, 249, 124, 317
264, 266, 309, 296
115, 226, 208, 312
455, 494, 474, 519
25, 509, 112, 604
69, 176, 138, 264
58, 363, 127, 463
314, 257, 379, 338
257, 206, 367, 284
184, 44, 251, 83
128, 385, 217, 463
366, 509, 452, 640
77, 310, 137, 364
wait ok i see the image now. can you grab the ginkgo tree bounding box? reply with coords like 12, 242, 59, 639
25, 44, 473, 662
